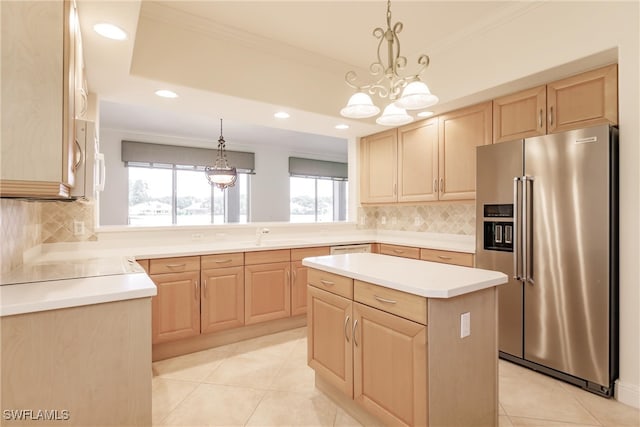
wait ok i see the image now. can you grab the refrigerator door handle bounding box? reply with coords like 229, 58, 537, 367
513, 177, 522, 280
522, 176, 534, 284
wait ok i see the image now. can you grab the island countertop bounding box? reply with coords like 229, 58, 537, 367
302, 253, 507, 298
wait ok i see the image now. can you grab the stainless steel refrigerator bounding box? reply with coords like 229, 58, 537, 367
476, 124, 618, 397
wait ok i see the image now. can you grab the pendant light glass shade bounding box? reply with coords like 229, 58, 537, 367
376, 103, 413, 126
395, 81, 439, 110
340, 92, 381, 118
205, 119, 237, 190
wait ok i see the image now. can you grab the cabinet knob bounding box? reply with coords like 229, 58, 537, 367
194, 280, 199, 300
440, 178, 444, 193
548, 106, 554, 127
344, 315, 351, 342
352, 319, 359, 347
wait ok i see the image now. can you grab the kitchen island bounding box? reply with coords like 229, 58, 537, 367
303, 253, 507, 427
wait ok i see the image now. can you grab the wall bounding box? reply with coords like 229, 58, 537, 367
99, 128, 349, 225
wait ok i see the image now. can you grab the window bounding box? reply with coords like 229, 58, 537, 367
128, 164, 250, 226
289, 177, 347, 223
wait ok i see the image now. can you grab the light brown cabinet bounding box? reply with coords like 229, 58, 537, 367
150, 270, 201, 344
360, 119, 439, 204
493, 64, 618, 142
307, 285, 354, 397
438, 101, 493, 201
291, 246, 331, 316
353, 302, 427, 426
378, 243, 421, 260
307, 266, 499, 427
420, 248, 474, 267
0, 0, 80, 198
493, 85, 547, 143
244, 250, 292, 325
397, 118, 439, 202
201, 253, 244, 334
308, 272, 428, 426
359, 129, 398, 203
547, 64, 618, 133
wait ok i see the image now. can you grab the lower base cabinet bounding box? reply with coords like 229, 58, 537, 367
151, 271, 200, 344
307, 285, 427, 426
244, 261, 291, 324
307, 268, 498, 427
201, 266, 244, 334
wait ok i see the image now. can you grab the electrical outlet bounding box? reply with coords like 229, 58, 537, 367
191, 233, 204, 240
381, 216, 386, 225
391, 216, 397, 225
460, 312, 471, 338
414, 216, 421, 226
73, 220, 85, 236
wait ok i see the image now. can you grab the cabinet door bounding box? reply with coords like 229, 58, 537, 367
151, 271, 200, 344
353, 302, 427, 427
493, 85, 546, 143
244, 262, 291, 324
291, 261, 308, 316
397, 118, 439, 202
201, 266, 244, 334
307, 285, 353, 397
0, 0, 75, 198
547, 64, 618, 133
438, 101, 492, 201
360, 129, 397, 203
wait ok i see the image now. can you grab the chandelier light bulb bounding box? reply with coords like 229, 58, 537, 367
340, 92, 381, 119
395, 81, 439, 110
376, 103, 413, 126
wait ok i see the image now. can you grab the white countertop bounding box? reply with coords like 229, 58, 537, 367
302, 253, 507, 298
0, 273, 157, 317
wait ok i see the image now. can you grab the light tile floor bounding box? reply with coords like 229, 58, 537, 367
152, 327, 640, 427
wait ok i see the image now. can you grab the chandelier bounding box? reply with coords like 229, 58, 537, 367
340, 0, 438, 126
204, 119, 237, 190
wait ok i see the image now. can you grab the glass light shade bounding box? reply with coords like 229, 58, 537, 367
204, 166, 237, 190
395, 81, 439, 110
376, 103, 413, 126
340, 92, 380, 118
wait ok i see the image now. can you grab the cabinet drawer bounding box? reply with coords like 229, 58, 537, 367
379, 244, 420, 259
149, 256, 200, 274
291, 246, 331, 261
201, 252, 244, 269
308, 269, 353, 299
420, 249, 474, 267
244, 249, 291, 265
354, 280, 427, 325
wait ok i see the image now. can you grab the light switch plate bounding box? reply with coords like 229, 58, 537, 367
460, 312, 471, 338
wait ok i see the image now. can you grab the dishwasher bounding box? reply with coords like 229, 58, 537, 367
330, 244, 372, 255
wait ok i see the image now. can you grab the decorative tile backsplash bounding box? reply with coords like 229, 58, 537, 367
1, 199, 97, 273
0, 199, 41, 274
40, 200, 98, 244
358, 202, 476, 235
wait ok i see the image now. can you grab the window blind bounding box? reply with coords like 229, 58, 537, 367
288, 157, 348, 180
122, 141, 255, 172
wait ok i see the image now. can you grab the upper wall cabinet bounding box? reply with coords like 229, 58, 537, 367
438, 101, 492, 201
360, 119, 439, 204
493, 85, 547, 143
0, 0, 80, 198
547, 64, 618, 133
493, 64, 618, 142
359, 129, 398, 204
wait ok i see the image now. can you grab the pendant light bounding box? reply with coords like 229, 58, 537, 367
340, 0, 438, 124
204, 119, 237, 190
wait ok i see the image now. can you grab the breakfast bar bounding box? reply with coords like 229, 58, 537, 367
303, 253, 508, 427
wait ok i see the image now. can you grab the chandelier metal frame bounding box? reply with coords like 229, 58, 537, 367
344, 0, 430, 102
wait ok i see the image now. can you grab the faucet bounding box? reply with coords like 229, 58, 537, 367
255, 227, 270, 246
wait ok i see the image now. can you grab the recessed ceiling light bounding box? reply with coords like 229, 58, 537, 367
93, 23, 128, 41
155, 89, 178, 99
335, 124, 349, 130
274, 111, 290, 119
417, 111, 435, 118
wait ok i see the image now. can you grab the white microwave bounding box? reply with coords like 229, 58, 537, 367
71, 119, 105, 199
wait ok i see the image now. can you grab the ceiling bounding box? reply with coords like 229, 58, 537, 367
76, 1, 535, 153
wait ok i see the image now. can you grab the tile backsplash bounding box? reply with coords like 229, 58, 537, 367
0, 199, 97, 273
358, 202, 476, 235
0, 199, 41, 274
